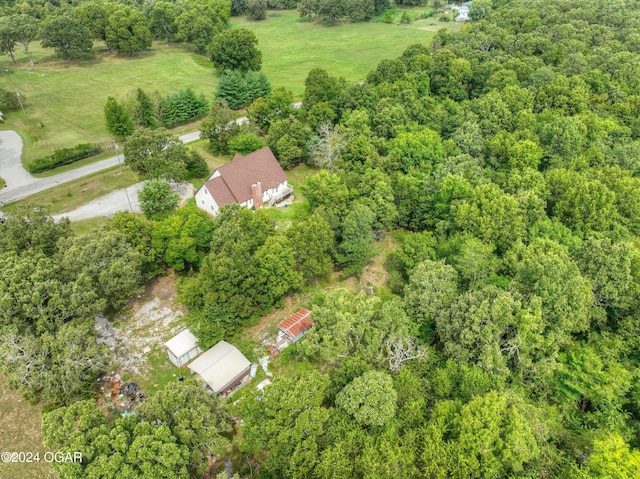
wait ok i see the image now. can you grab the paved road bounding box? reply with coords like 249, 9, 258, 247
0, 131, 32, 190
0, 101, 303, 205
0, 130, 202, 205
52, 181, 194, 222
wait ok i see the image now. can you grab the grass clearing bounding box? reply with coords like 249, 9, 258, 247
188, 139, 231, 170
0, 376, 57, 479
286, 163, 318, 191
69, 216, 109, 234
0, 177, 5, 188
261, 163, 318, 227
233, 10, 456, 95
3, 166, 139, 215
136, 349, 183, 393
262, 201, 311, 225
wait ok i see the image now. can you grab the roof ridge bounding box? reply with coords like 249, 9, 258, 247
219, 172, 239, 203
291, 310, 310, 322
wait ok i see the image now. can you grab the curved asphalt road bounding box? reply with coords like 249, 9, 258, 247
0, 103, 302, 206
0, 130, 33, 194
0, 130, 202, 205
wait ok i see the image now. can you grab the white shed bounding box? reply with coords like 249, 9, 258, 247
164, 329, 202, 367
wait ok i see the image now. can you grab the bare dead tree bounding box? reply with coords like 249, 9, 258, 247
386, 337, 428, 372
308, 121, 346, 171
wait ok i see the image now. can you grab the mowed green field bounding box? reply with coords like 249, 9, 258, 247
0, 9, 453, 161
0, 44, 216, 162
234, 11, 452, 94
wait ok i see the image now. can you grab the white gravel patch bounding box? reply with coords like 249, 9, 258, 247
95, 297, 184, 374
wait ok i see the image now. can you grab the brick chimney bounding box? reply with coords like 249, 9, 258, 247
251, 182, 263, 209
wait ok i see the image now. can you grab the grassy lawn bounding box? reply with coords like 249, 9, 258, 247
261, 163, 318, 226
0, 176, 5, 188
3, 166, 139, 215
188, 139, 231, 170
0, 376, 57, 479
286, 163, 318, 191
135, 349, 184, 393
0, 8, 455, 162
0, 43, 216, 163
262, 201, 310, 224
69, 216, 109, 234
233, 10, 456, 95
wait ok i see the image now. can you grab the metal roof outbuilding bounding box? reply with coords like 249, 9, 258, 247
278, 309, 314, 343
187, 341, 251, 395
163, 329, 202, 367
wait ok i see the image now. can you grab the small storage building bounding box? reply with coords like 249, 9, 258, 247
276, 309, 314, 351
187, 340, 252, 396
163, 329, 202, 367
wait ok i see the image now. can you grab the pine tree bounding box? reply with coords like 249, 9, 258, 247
136, 88, 156, 128
216, 70, 249, 109
246, 70, 271, 101
104, 96, 134, 139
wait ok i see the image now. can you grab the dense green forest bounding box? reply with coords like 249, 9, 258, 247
3, 0, 640, 477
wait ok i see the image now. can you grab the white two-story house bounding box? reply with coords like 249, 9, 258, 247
195, 146, 293, 216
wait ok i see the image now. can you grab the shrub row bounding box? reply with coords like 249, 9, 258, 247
28, 143, 102, 174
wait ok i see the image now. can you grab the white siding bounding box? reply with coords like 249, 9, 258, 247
167, 351, 179, 367
195, 186, 220, 216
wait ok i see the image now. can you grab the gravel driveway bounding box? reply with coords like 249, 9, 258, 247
53, 181, 194, 222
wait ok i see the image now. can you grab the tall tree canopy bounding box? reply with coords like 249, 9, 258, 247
40, 14, 93, 63
209, 28, 262, 72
